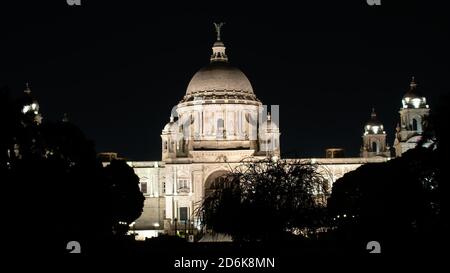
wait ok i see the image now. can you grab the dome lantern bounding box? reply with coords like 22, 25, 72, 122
182, 22, 258, 103
210, 22, 228, 63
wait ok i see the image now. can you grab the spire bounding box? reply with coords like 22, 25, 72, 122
24, 82, 31, 95
62, 113, 69, 123
210, 22, 228, 63
408, 76, 419, 94
169, 114, 174, 123
410, 76, 417, 90
366, 107, 382, 127
405, 76, 420, 96
267, 112, 271, 121
371, 107, 377, 120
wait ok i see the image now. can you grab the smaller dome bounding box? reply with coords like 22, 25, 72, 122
402, 77, 428, 109
260, 120, 279, 132
364, 108, 385, 135
259, 114, 279, 133
403, 77, 421, 99
162, 116, 178, 134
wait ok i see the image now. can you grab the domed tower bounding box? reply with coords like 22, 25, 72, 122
360, 108, 390, 158
258, 113, 280, 157
161, 23, 270, 163
393, 77, 430, 157
17, 83, 43, 126
161, 115, 187, 160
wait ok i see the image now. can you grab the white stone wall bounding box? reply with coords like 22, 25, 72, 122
176, 103, 261, 143
394, 106, 430, 157
127, 161, 166, 230
131, 156, 391, 233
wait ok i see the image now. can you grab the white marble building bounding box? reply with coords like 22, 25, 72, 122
393, 77, 431, 156
121, 25, 430, 239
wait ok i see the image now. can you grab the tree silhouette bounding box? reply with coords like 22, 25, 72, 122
197, 158, 329, 242
328, 94, 450, 254
420, 94, 450, 232
1, 88, 144, 254
103, 159, 145, 236
328, 147, 442, 253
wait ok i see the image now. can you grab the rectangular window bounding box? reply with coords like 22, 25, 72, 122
177, 179, 189, 193
179, 207, 188, 222
140, 182, 147, 194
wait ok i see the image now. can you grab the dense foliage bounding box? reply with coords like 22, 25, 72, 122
198, 158, 329, 242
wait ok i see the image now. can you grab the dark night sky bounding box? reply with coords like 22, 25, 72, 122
1, 1, 449, 160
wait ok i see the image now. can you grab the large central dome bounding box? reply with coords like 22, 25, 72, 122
161, 23, 278, 161
181, 39, 258, 103
186, 62, 254, 95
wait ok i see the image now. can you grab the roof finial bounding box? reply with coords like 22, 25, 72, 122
267, 112, 271, 121
214, 22, 225, 41
410, 76, 417, 89
24, 82, 31, 94
210, 22, 228, 62
62, 113, 69, 123
371, 107, 377, 119
169, 114, 174, 123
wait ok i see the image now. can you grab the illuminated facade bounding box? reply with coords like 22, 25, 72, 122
393, 77, 431, 156
131, 24, 283, 238
124, 27, 430, 239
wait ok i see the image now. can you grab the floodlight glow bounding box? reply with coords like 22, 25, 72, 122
22, 105, 30, 113
412, 98, 421, 108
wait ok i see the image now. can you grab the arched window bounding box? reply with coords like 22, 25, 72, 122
217, 118, 224, 138
205, 170, 229, 197
244, 113, 250, 139
217, 118, 224, 130
177, 178, 189, 193
179, 140, 184, 153
140, 182, 147, 194
412, 118, 418, 131
372, 141, 378, 153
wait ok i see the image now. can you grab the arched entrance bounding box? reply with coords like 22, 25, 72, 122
204, 170, 230, 198
372, 141, 379, 153
412, 118, 418, 131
